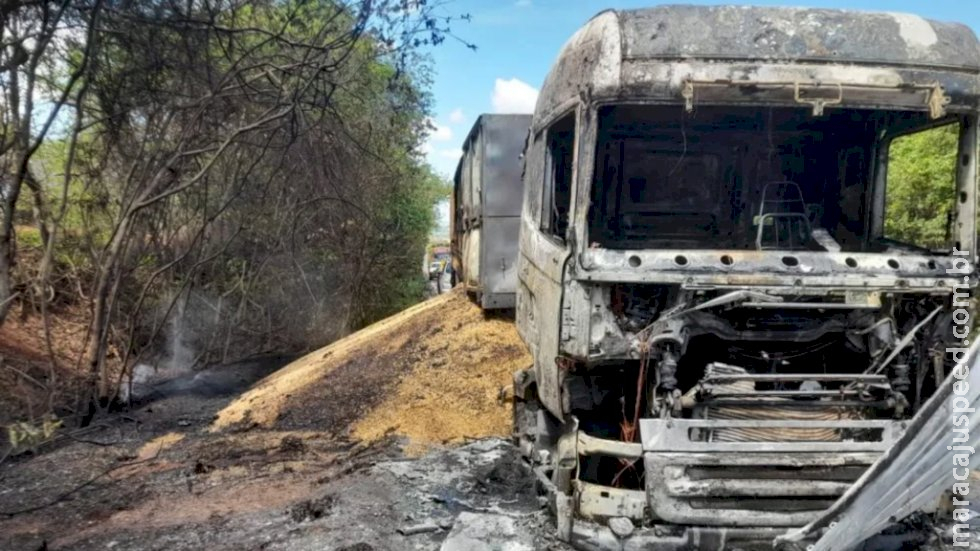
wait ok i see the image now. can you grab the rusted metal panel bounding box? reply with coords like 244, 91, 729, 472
573, 249, 964, 302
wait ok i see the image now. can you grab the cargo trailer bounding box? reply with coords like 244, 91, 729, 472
451, 114, 531, 309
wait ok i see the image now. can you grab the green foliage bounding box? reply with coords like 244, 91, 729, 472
16, 226, 44, 250
1, 0, 463, 394
353, 164, 446, 327
884, 124, 959, 250
6, 415, 62, 455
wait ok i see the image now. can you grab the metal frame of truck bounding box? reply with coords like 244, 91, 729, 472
513, 6, 980, 550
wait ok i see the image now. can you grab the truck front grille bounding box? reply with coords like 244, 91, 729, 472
639, 418, 902, 527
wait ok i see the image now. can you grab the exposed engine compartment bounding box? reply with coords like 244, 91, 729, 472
568, 283, 952, 480
514, 282, 962, 548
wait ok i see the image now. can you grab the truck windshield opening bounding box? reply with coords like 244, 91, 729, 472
587, 104, 963, 253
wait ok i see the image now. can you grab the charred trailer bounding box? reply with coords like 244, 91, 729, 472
512, 6, 980, 550
452, 114, 532, 309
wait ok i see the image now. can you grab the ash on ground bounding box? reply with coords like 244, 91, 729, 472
0, 292, 557, 551
1, 419, 569, 551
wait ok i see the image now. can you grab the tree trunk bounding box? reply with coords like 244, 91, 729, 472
86, 215, 131, 401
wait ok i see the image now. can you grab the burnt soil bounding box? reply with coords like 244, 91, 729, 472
0, 291, 559, 551
272, 347, 397, 432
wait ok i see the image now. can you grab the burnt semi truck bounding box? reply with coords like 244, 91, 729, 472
452, 114, 532, 309
511, 6, 979, 550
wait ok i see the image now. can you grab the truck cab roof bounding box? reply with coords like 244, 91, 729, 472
533, 6, 980, 130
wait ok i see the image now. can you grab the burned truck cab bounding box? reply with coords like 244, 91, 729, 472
514, 6, 980, 550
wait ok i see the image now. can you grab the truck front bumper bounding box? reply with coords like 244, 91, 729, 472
545, 417, 905, 550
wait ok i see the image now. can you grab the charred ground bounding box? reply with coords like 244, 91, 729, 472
0, 290, 558, 551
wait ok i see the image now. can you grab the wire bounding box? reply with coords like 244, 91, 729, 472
666, 105, 689, 179
728, 339, 836, 363
865, 306, 943, 376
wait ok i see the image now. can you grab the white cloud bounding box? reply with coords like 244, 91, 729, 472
420, 116, 460, 176
437, 148, 463, 159
427, 118, 453, 142
448, 108, 465, 125
491, 78, 539, 114
428, 149, 462, 178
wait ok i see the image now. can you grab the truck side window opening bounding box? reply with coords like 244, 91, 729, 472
883, 123, 960, 252
542, 113, 574, 240
587, 104, 965, 253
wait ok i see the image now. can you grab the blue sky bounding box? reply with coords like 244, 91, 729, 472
419, 0, 979, 177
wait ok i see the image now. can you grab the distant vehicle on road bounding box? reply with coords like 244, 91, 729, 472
428, 261, 445, 280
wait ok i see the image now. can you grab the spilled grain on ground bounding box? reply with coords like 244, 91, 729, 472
211, 289, 531, 454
